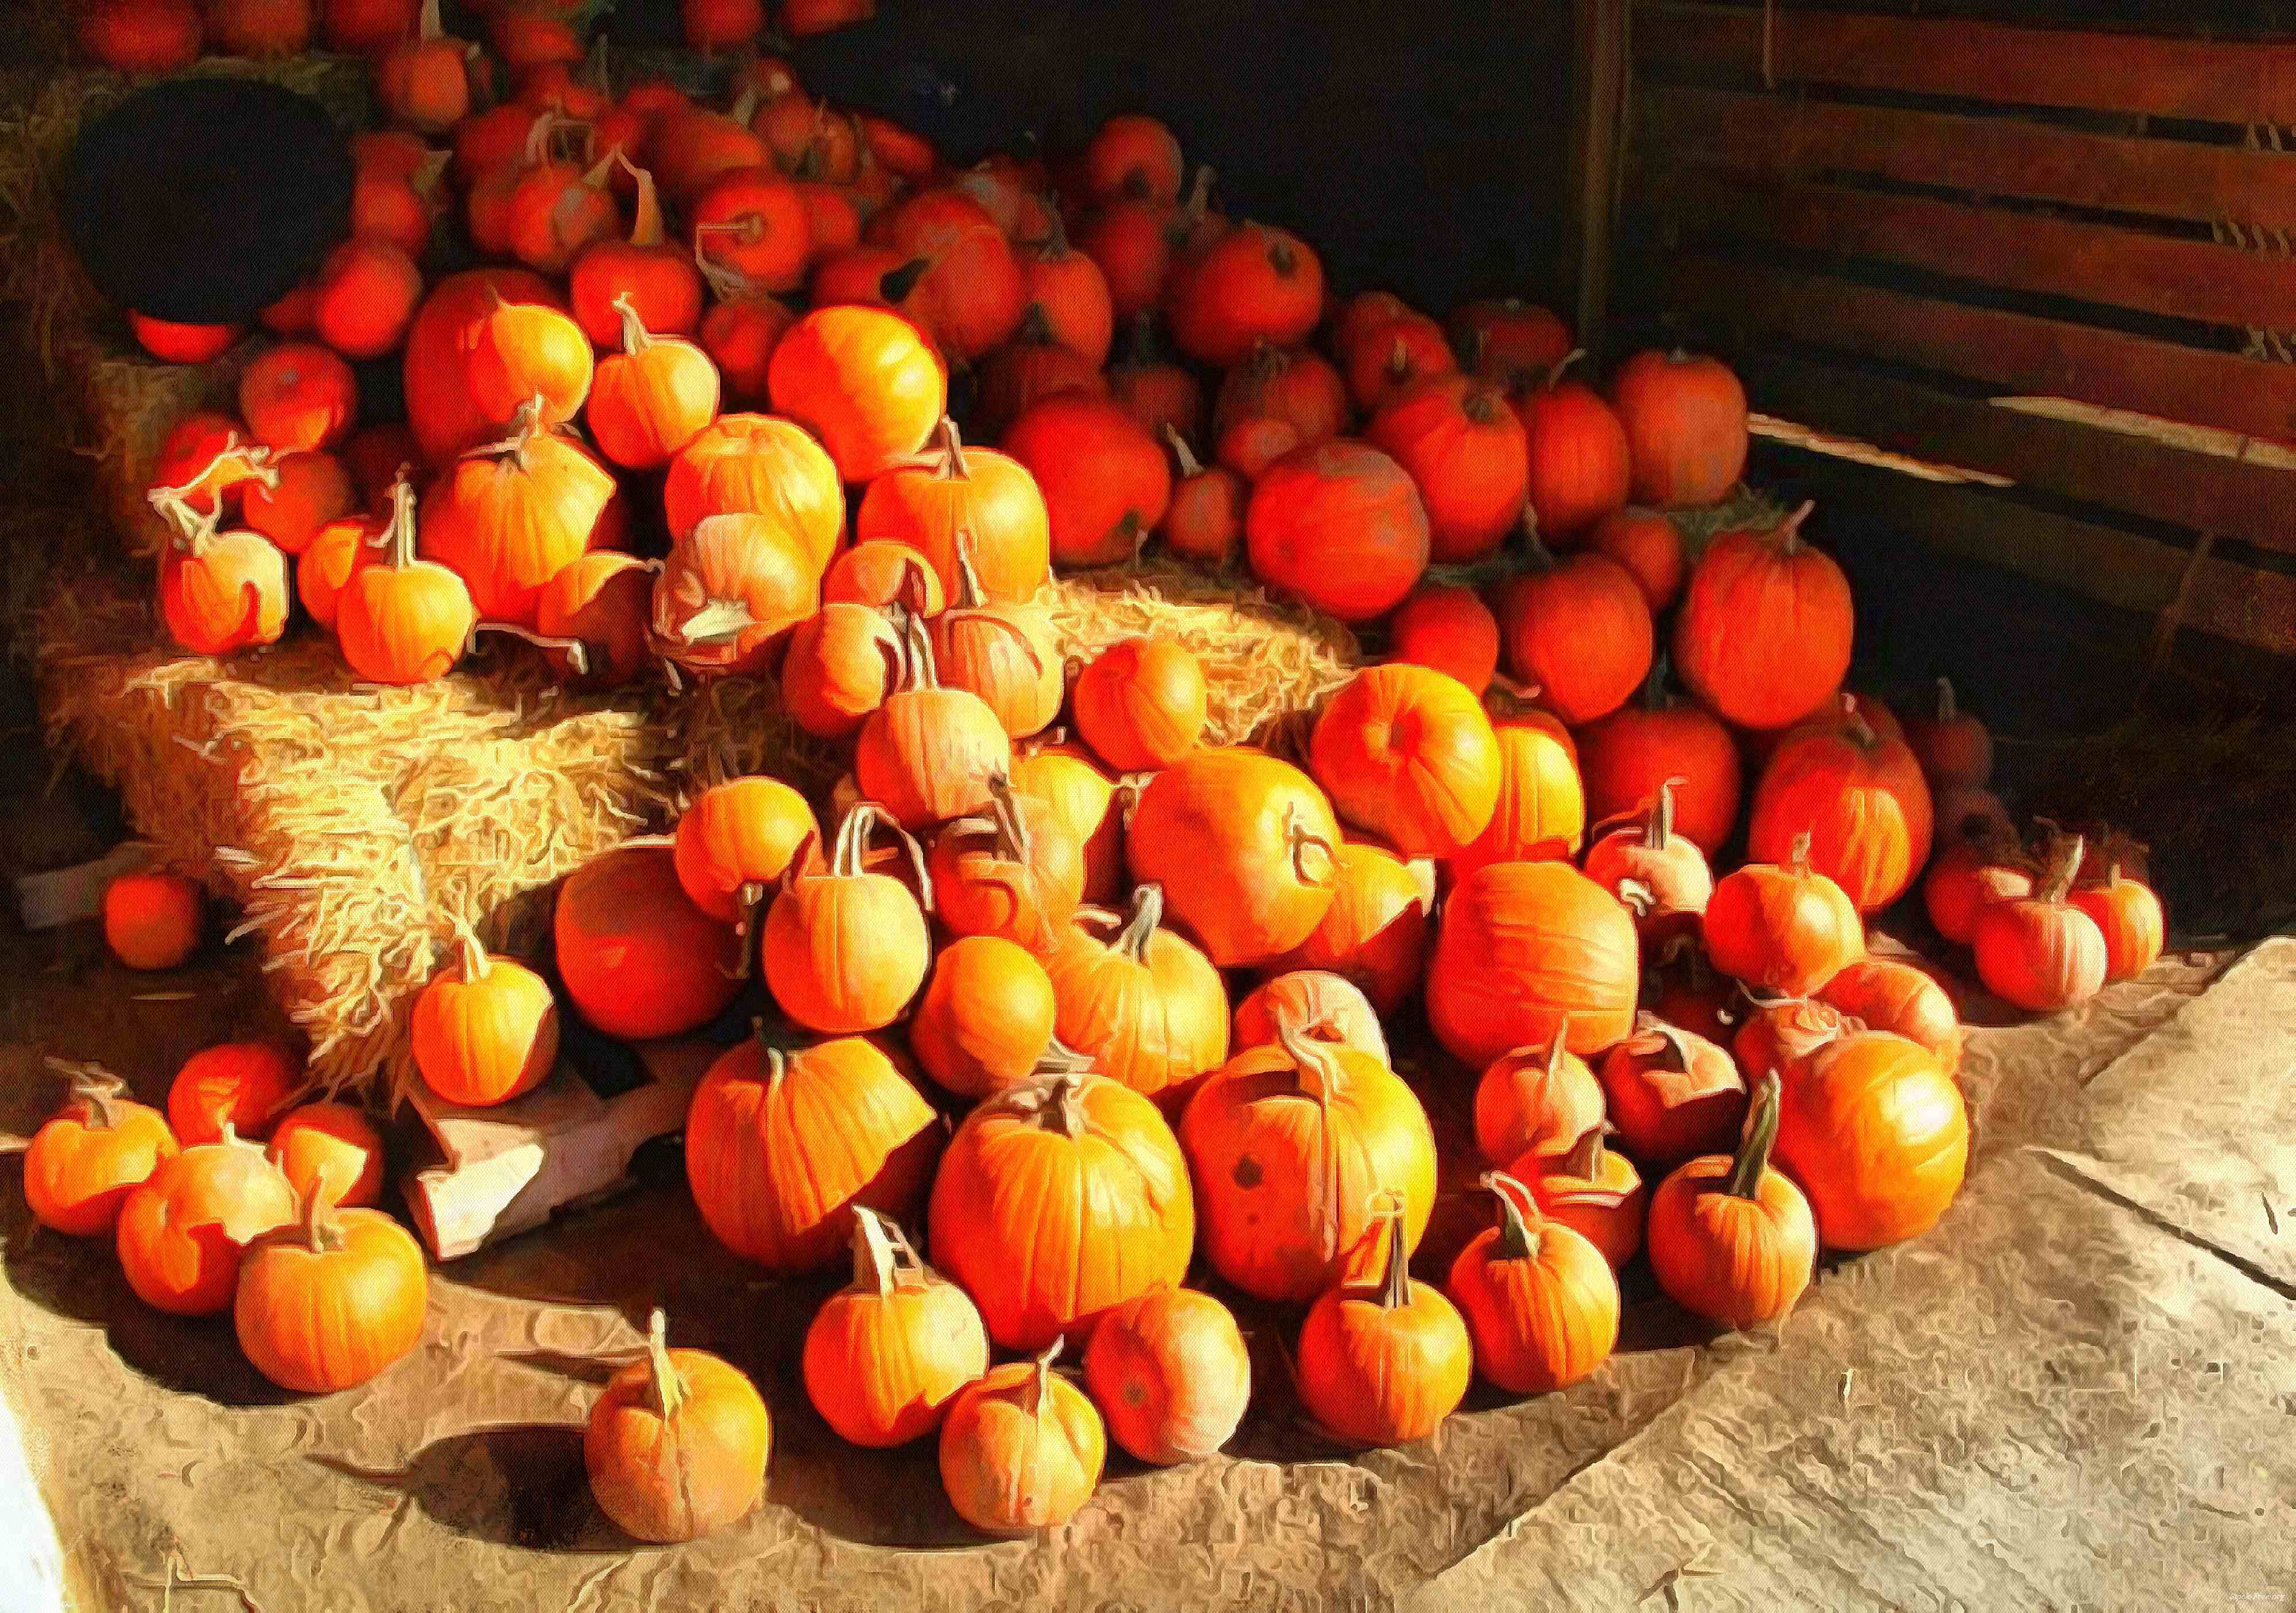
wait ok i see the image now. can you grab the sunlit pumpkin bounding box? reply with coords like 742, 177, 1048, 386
588, 297, 721, 472
1081, 1285, 1250, 1465
235, 1173, 428, 1393
1972, 834, 2108, 1012
1646, 1072, 1816, 1328
651, 511, 820, 678
1126, 747, 1342, 967
1748, 696, 1935, 914
1294, 1195, 1469, 1444
767, 303, 947, 481
116, 1126, 298, 1316
673, 774, 820, 925
855, 417, 1051, 602
1471, 1026, 1604, 1166
2070, 864, 2166, 984
1310, 664, 1501, 858
937, 1343, 1104, 1536
420, 401, 616, 629
1232, 970, 1389, 1065
929, 777, 1088, 954
554, 845, 743, 1039
410, 918, 560, 1108
661, 411, 844, 567
803, 1209, 989, 1448
1701, 832, 1864, 997
910, 935, 1060, 1099
1426, 860, 1639, 1067
585, 1310, 770, 1542
22, 1061, 178, 1237
1598, 1016, 1747, 1168
1773, 1029, 1968, 1251
1387, 582, 1500, 694
1581, 778, 1715, 952
761, 802, 933, 1033
1449, 699, 1585, 876
1445, 1172, 1617, 1394
1041, 885, 1230, 1105
338, 476, 476, 687
1576, 663, 1742, 855
1073, 636, 1208, 772
1269, 842, 1430, 1016
853, 615, 1014, 829
1244, 439, 1429, 623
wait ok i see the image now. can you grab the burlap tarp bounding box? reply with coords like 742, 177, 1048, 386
6, 931, 2284, 1610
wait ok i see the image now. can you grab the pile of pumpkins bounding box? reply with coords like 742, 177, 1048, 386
48, 1, 2177, 1546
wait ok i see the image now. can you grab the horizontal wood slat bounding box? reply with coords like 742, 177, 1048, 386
1661, 255, 2296, 443
1661, 174, 2296, 332
1636, 2, 2296, 125
1736, 352, 2296, 556
1763, 449, 2296, 654
1640, 86, 2296, 230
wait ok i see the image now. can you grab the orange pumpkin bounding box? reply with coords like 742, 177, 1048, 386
1270, 842, 1430, 1016
239, 341, 357, 453
767, 304, 947, 481
1366, 373, 1526, 564
1159, 425, 1247, 568
1773, 1030, 1968, 1251
1040, 885, 1230, 1104
571, 160, 705, 347
2070, 864, 2166, 984
823, 539, 947, 614
22, 1062, 179, 1236
1598, 1017, 1747, 1168
660, 411, 843, 566
467, 296, 594, 431
554, 845, 743, 1039
1021, 217, 1115, 367
337, 476, 476, 686
1445, 1172, 1618, 1394
1582, 779, 1715, 951
697, 272, 796, 409
1471, 1026, 1604, 1166
684, 1029, 940, 1271
1010, 745, 1127, 905
1513, 352, 1632, 541
1586, 506, 1686, 611
1426, 860, 1639, 1067
1515, 1123, 1646, 1270
311, 234, 423, 360
410, 919, 560, 1108
1310, 664, 1501, 858
79, 0, 202, 72
1576, 665, 1742, 855
803, 1209, 990, 1448
868, 188, 1027, 360
929, 1071, 1196, 1349
374, 0, 471, 133
1213, 342, 1349, 452
1972, 835, 2108, 1012
1343, 313, 1455, 416
586, 1310, 770, 1542
1084, 113, 1183, 204
1449, 700, 1586, 876
150, 496, 290, 658
1450, 298, 1573, 388
855, 417, 1051, 602
1701, 833, 1864, 997
910, 935, 1060, 1099
853, 615, 1014, 829
1081, 1285, 1250, 1465
1181, 1023, 1436, 1304
1818, 956, 1963, 1071
1609, 348, 1749, 508
1748, 696, 1935, 914
782, 603, 902, 740
296, 511, 378, 630
1002, 392, 1173, 568
1904, 676, 1994, 790
1674, 501, 1854, 731
691, 164, 812, 293
266, 1102, 385, 1209
235, 1172, 428, 1393
1388, 583, 1499, 694
974, 324, 1110, 439
102, 869, 203, 971
1647, 1072, 1816, 1329
651, 511, 820, 678
1073, 637, 1208, 772
1080, 197, 1183, 324
937, 1344, 1105, 1536
1108, 315, 1205, 443
129, 311, 243, 364
533, 550, 656, 688
1294, 1196, 1470, 1445
929, 777, 1088, 953
1244, 439, 1429, 623
169, 1042, 300, 1146
673, 774, 820, 924
588, 297, 721, 471
1492, 539, 1652, 726
419, 402, 615, 628
241, 451, 356, 556
1166, 221, 1322, 367
116, 1126, 297, 1316
1126, 747, 1342, 967
761, 803, 933, 1033
403, 269, 563, 466
928, 536, 1064, 739
1232, 970, 1389, 1065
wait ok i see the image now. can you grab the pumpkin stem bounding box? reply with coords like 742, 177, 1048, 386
474, 622, 588, 677
1384, 334, 1411, 383
1517, 507, 1558, 571
1362, 1191, 1411, 1310
1774, 500, 1817, 553
880, 256, 932, 306
379, 474, 420, 570
643, 1308, 688, 1421
1031, 1072, 1092, 1139
1275, 1019, 1345, 1111
1482, 1171, 1543, 1260
1615, 877, 1655, 919
447, 913, 491, 984
1934, 677, 1958, 725
1645, 778, 1681, 851
850, 1205, 906, 1297
1182, 164, 1215, 223
1785, 831, 1816, 878
895, 608, 943, 692
1114, 882, 1165, 963
1723, 1071, 1783, 1201
1030, 1339, 1063, 1422
40, 1057, 130, 1131
932, 415, 968, 480
986, 773, 1032, 862
2039, 833, 2085, 904
1560, 1121, 1615, 1182
1839, 694, 1877, 749
729, 81, 763, 127
1163, 422, 1204, 480
467, 396, 547, 470
1268, 235, 1299, 280
1033, 1038, 1098, 1079
611, 293, 656, 356
1543, 347, 1587, 391
296, 1164, 349, 1254
1282, 802, 1337, 890
416, 0, 442, 41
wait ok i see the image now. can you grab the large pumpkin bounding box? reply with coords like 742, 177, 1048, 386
928, 1071, 1196, 1350
685, 1030, 941, 1272
1576, 664, 1743, 854
1309, 664, 1501, 858
1366, 373, 1527, 564
1748, 696, 1935, 914
1449, 701, 1586, 877
555, 846, 743, 1039
1126, 747, 1341, 967
1165, 221, 1322, 367
1040, 885, 1230, 1105
1244, 440, 1429, 623
1180, 1022, 1438, 1303
1427, 860, 1639, 1067
1701, 833, 1864, 998
1492, 541, 1652, 726
1674, 501, 1853, 731
1609, 349, 1748, 509
419, 402, 617, 628
854, 417, 1050, 602
767, 304, 947, 481
403, 268, 564, 466
1001, 393, 1172, 568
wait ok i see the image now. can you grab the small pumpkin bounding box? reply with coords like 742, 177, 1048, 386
337, 475, 476, 687
1514, 1122, 1646, 1270
1492, 534, 1652, 726
2070, 864, 2166, 984
1674, 501, 1853, 731
1366, 371, 1527, 564
1471, 1025, 1604, 1167
856, 416, 1051, 602
1181, 1022, 1437, 1304
767, 303, 947, 482
1817, 955, 1963, 1071
533, 551, 656, 688
1748, 696, 1936, 915
937, 1343, 1106, 1536
588, 296, 722, 471
266, 1102, 385, 1209
1582, 779, 1714, 952
21, 1062, 178, 1236
1073, 636, 1208, 773
468, 296, 595, 429
1904, 677, 1992, 790
1445, 1172, 1618, 1394
102, 870, 203, 971
239, 341, 357, 453
150, 492, 290, 658
929, 1070, 1196, 1350
1244, 439, 1429, 623
651, 511, 820, 678
804, 1209, 990, 1448
1159, 425, 1246, 569
1343, 314, 1455, 416
1387, 582, 1499, 695
1449, 697, 1586, 876
1165, 220, 1323, 368
1701, 833, 1864, 998
169, 1042, 300, 1146
691, 164, 812, 293
1427, 860, 1640, 1067
823, 540, 947, 614
673, 774, 820, 926
1213, 342, 1349, 454
929, 533, 1064, 739
1512, 351, 1631, 541
929, 776, 1088, 953
1576, 660, 1742, 855
1609, 348, 1749, 509
761, 803, 934, 1033
1450, 298, 1572, 389
241, 451, 356, 557
661, 411, 844, 566
1270, 842, 1430, 1016
1126, 747, 1342, 967
1773, 1030, 1969, 1251
1108, 313, 1205, 443
1294, 1195, 1471, 1446
1972, 835, 2108, 1012
1041, 885, 1230, 1104
1002, 392, 1173, 568
782, 602, 902, 740
1597, 1015, 1747, 1168
555, 845, 743, 1040
853, 614, 1014, 829
586, 1309, 770, 1542
570, 158, 705, 347
910, 935, 1060, 1099
410, 918, 560, 1108
1646, 1072, 1816, 1329
1310, 664, 1501, 859
1081, 1285, 1250, 1466
685, 1027, 941, 1270
117, 1125, 297, 1317
374, 0, 473, 134
1010, 743, 1128, 904
235, 1172, 428, 1393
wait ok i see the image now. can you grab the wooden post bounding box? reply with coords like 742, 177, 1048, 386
1564, 0, 1630, 363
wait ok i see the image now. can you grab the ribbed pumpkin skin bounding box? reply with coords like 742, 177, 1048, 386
1817, 957, 1961, 1071
235, 1206, 429, 1393
1701, 855, 1864, 999
927, 1073, 1196, 1350
1081, 1286, 1251, 1465
1576, 694, 1742, 855
1473, 1042, 1604, 1166
1493, 555, 1652, 727
1388, 583, 1500, 693
1748, 707, 1935, 914
1446, 1199, 1619, 1394
1309, 665, 1501, 859
1773, 1032, 1967, 1251
672, 777, 821, 923
1368, 374, 1529, 564
767, 305, 947, 482
1231, 970, 1389, 1064
1180, 1037, 1437, 1304
1270, 843, 1430, 1015
1295, 1248, 1471, 1445
855, 433, 1052, 603
1040, 897, 1230, 1104
1126, 749, 1342, 967
1512, 378, 1631, 542
116, 1137, 298, 1316
1646, 1152, 1816, 1331
1448, 708, 1586, 878
1009, 749, 1126, 905
2070, 874, 2166, 984
1426, 862, 1639, 1067
937, 1356, 1106, 1536
662, 414, 846, 568
802, 1216, 990, 1448
1673, 513, 1853, 731
1609, 350, 1748, 509
586, 1333, 770, 1544
684, 1036, 941, 1273
1972, 892, 2108, 1012
419, 424, 616, 628
1244, 440, 1430, 623
403, 269, 564, 466
410, 947, 560, 1108
910, 936, 1059, 1099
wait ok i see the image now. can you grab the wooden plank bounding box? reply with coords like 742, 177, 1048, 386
1735, 351, 2296, 556
1636, 2, 2296, 126
1762, 446, 2296, 656
1564, 0, 1631, 359
1640, 84, 2296, 230
1660, 173, 2296, 333
1659, 255, 2296, 443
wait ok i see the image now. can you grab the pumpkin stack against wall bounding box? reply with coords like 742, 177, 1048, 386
47, 0, 2174, 1548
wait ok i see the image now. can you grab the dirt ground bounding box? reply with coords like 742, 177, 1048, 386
2, 905, 2290, 1610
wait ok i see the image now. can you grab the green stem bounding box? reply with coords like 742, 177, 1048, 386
1723, 1072, 1783, 1200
